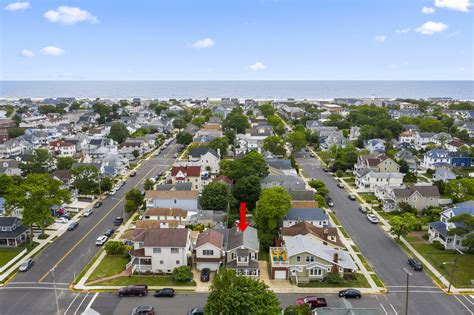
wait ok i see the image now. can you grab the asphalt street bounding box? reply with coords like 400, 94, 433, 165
295, 151, 474, 315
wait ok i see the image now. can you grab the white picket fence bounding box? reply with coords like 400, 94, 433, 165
0, 248, 27, 273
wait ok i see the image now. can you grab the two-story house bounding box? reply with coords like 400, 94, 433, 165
48, 139, 76, 157
128, 228, 191, 274
170, 165, 203, 191
365, 139, 386, 154
142, 207, 188, 222
188, 148, 220, 174
0, 217, 29, 247
381, 185, 440, 212
422, 149, 451, 169
225, 226, 260, 277
428, 201, 474, 251
355, 154, 400, 173
414, 132, 436, 150
194, 229, 224, 271
281, 221, 344, 250
145, 190, 199, 212
355, 169, 404, 193
283, 208, 329, 228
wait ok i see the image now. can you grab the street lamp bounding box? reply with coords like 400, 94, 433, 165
51, 267, 60, 315
402, 268, 412, 315
443, 256, 459, 293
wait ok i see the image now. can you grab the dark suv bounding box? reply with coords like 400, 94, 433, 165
118, 285, 148, 297
408, 258, 423, 271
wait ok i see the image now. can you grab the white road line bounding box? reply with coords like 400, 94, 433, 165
84, 292, 99, 311
466, 296, 474, 305
0, 286, 70, 291
64, 293, 80, 315
390, 304, 398, 315
73, 292, 90, 315
388, 290, 444, 293
387, 285, 437, 288
379, 303, 389, 315
454, 295, 474, 315
8, 282, 70, 285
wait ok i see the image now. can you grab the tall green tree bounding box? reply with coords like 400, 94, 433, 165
176, 131, 193, 145
0, 174, 13, 196
173, 118, 187, 129
223, 107, 250, 134
267, 114, 285, 135
109, 122, 129, 144
5, 173, 71, 241
56, 157, 76, 170
286, 130, 308, 153
205, 269, 281, 315
71, 165, 100, 194
445, 178, 474, 203
200, 182, 231, 210
220, 151, 269, 180
19, 148, 55, 175
208, 137, 228, 157
259, 103, 275, 117
125, 188, 144, 212
254, 186, 291, 248
232, 175, 261, 210
389, 213, 417, 240
263, 135, 286, 156
143, 178, 154, 190
448, 213, 474, 251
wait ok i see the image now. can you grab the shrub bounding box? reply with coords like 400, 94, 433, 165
422, 233, 429, 240
284, 304, 312, 315
172, 266, 193, 282
104, 241, 127, 256
431, 241, 445, 251
325, 272, 343, 284
335, 169, 344, 178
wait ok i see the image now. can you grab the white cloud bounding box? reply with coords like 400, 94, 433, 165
435, 0, 471, 12
4, 2, 30, 11
44, 6, 98, 25
422, 6, 436, 14
192, 38, 215, 49
40, 46, 64, 56
248, 62, 267, 71
396, 28, 410, 34
20, 49, 34, 57
415, 21, 448, 35
375, 35, 387, 43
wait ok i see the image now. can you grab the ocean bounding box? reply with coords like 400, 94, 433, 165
0, 81, 473, 100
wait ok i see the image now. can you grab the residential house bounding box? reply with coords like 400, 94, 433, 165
422, 149, 450, 169
281, 221, 343, 250
194, 229, 224, 271
145, 190, 199, 212
446, 139, 465, 152
0, 217, 29, 247
0, 160, 22, 176
428, 201, 474, 251
285, 235, 357, 284
278, 105, 305, 119
380, 185, 440, 212
395, 150, 417, 172
48, 139, 76, 157
365, 139, 386, 154
128, 228, 192, 274
355, 154, 400, 173
225, 225, 260, 277
0, 139, 24, 158
414, 132, 436, 150
170, 165, 205, 191
319, 131, 348, 150
283, 208, 329, 228
433, 167, 456, 182
448, 151, 472, 168
261, 174, 306, 191
245, 127, 273, 152
399, 130, 416, 144
349, 126, 360, 141
188, 148, 220, 174
142, 207, 187, 223
355, 169, 404, 193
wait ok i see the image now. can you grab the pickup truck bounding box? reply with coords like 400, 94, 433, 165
118, 285, 148, 297
296, 296, 328, 309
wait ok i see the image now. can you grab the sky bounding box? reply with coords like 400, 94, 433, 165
1, 0, 473, 80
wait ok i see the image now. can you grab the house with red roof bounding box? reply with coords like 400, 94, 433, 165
170, 165, 208, 191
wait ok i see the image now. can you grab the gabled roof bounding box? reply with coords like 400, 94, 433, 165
226, 225, 259, 252
143, 207, 187, 218
393, 185, 440, 198
171, 165, 201, 177
212, 175, 233, 186
281, 222, 343, 247
189, 147, 219, 159
133, 228, 189, 247
289, 190, 315, 201
284, 208, 328, 221
145, 190, 199, 200
195, 229, 223, 249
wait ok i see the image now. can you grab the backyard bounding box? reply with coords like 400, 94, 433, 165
86, 255, 128, 283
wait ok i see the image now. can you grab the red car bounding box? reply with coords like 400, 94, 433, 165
297, 296, 327, 309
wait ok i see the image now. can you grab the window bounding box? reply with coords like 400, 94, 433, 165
203, 249, 214, 256
153, 248, 161, 253
171, 248, 179, 254
309, 268, 322, 276
174, 199, 177, 204
176, 260, 180, 265
160, 260, 164, 265
296, 256, 301, 262
305, 256, 315, 262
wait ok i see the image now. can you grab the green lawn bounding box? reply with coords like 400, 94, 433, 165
298, 272, 370, 288
329, 212, 341, 226
410, 243, 474, 288
359, 193, 378, 204
0, 243, 36, 269
339, 227, 350, 239
97, 276, 196, 287
357, 254, 373, 272
87, 255, 129, 282
371, 274, 385, 288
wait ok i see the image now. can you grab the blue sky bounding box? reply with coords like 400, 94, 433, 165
1, 0, 472, 80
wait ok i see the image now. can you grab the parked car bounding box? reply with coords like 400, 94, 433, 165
57, 217, 69, 224
154, 288, 175, 297
130, 171, 137, 177
326, 198, 334, 207
310, 153, 315, 157
94, 201, 102, 208
18, 259, 34, 272
131, 305, 154, 315
323, 167, 329, 172
408, 258, 423, 271
173, 153, 179, 159
200, 268, 211, 282
187, 308, 204, 315
95, 235, 108, 246
114, 217, 124, 226
358, 206, 367, 213
348, 194, 356, 201
366, 214, 379, 224
108, 189, 117, 196
296, 296, 328, 309
104, 228, 115, 237
68, 221, 79, 231
338, 289, 361, 299
83, 209, 93, 217
337, 182, 344, 188
60, 214, 71, 220
118, 285, 148, 297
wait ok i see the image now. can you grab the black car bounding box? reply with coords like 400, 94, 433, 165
67, 221, 79, 231
131, 305, 154, 315
114, 217, 124, 226
104, 228, 115, 237
408, 258, 423, 271
339, 289, 361, 299
187, 308, 204, 315
18, 259, 34, 272
118, 285, 148, 297
154, 288, 175, 297
94, 201, 102, 208
60, 214, 71, 220
200, 268, 211, 282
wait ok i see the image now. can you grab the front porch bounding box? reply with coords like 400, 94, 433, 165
129, 249, 152, 273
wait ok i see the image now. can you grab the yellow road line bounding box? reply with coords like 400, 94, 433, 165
38, 144, 177, 283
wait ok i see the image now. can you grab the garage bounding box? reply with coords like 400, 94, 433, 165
274, 270, 287, 280
196, 262, 219, 271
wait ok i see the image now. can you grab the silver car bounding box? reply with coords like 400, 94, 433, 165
19, 259, 34, 272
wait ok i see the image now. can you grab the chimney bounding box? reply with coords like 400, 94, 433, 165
323, 229, 329, 241
331, 251, 339, 274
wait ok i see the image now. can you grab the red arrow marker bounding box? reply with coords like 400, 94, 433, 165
237, 202, 249, 232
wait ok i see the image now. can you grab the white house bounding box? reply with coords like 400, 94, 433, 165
422, 149, 450, 169
355, 169, 404, 193
194, 229, 224, 271
145, 190, 199, 212
414, 132, 436, 150
129, 228, 192, 274
283, 208, 329, 228
365, 139, 386, 154
188, 148, 220, 174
